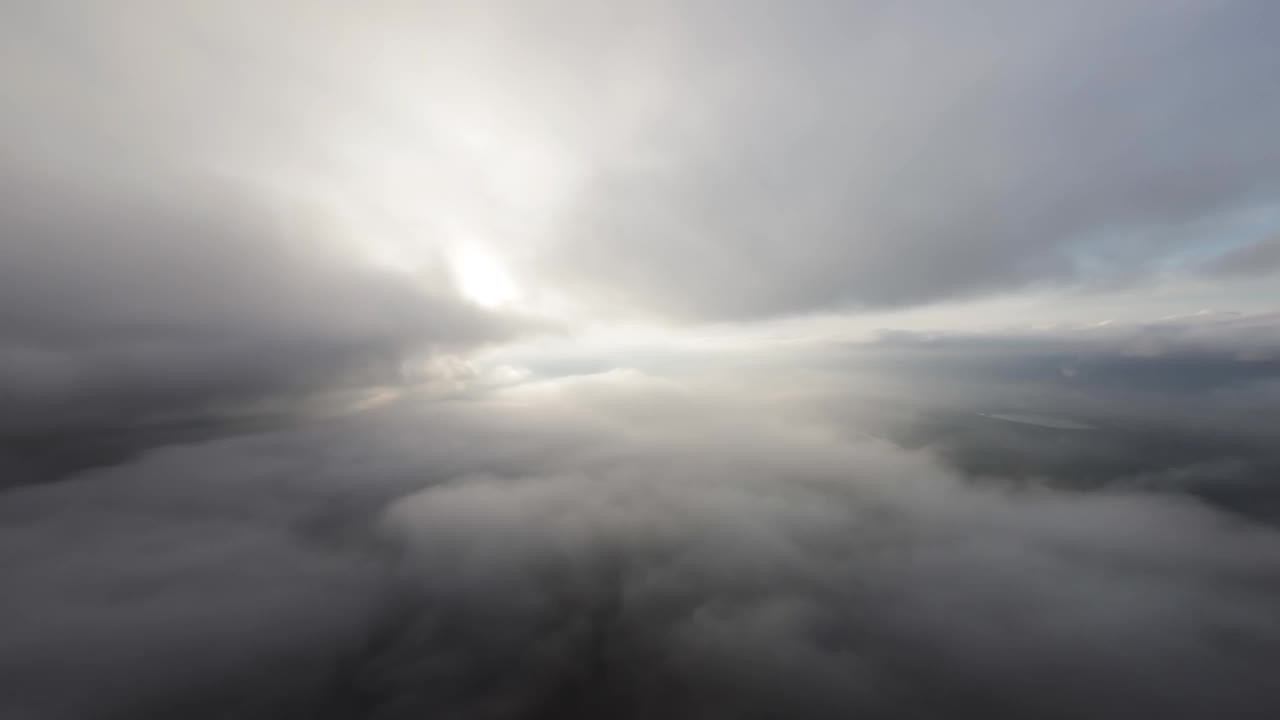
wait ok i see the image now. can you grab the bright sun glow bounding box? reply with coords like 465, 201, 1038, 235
453, 245, 519, 308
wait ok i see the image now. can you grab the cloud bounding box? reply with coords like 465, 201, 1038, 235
0, 164, 526, 491
0, 3, 531, 473
3, 373, 1279, 719
533, 1, 1280, 319
7, 2, 1279, 330
3, 4, 1280, 718
1201, 235, 1280, 277
0, 169, 513, 427
859, 311, 1280, 410
803, 313, 1280, 523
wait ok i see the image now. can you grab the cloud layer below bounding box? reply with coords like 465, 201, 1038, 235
4, 363, 1280, 719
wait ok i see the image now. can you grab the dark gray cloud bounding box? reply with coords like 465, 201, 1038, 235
805, 313, 1280, 523
0, 169, 511, 431
857, 311, 1280, 422
0, 164, 522, 488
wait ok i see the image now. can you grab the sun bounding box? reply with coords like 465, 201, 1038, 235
453, 245, 519, 309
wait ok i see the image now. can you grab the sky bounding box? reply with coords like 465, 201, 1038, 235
3, 2, 1280, 719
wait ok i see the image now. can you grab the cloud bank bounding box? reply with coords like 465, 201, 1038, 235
4, 371, 1280, 719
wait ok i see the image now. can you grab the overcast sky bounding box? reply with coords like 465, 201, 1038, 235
3, 3, 1280, 719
